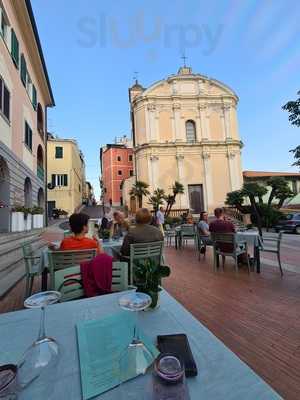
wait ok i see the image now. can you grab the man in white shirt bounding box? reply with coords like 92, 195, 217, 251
156, 206, 165, 235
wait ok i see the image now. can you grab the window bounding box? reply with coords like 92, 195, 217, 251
55, 146, 63, 159
24, 121, 32, 151
32, 85, 37, 110
0, 8, 8, 43
20, 54, 26, 86
186, 120, 196, 142
130, 170, 133, 177
0, 76, 10, 121
11, 29, 19, 68
118, 170, 122, 176
26, 73, 32, 96
51, 174, 68, 187
129, 154, 133, 162
117, 156, 121, 162
79, 184, 81, 192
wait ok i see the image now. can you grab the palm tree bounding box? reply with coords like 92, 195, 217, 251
148, 188, 165, 215
129, 181, 150, 208
165, 181, 184, 218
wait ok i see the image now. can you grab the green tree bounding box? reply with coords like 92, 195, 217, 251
129, 181, 150, 208
282, 90, 300, 168
241, 182, 268, 236
148, 188, 165, 215
164, 181, 185, 218
225, 190, 245, 213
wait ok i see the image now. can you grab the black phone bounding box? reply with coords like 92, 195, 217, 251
157, 334, 198, 377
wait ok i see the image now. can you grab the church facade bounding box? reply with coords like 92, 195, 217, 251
128, 66, 244, 213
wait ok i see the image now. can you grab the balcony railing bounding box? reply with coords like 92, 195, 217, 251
37, 165, 44, 181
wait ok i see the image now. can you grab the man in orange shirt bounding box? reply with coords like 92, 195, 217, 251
60, 213, 102, 254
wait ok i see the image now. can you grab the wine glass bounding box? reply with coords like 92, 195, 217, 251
17, 291, 61, 391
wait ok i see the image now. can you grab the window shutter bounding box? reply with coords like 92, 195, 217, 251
32, 85, 37, 110
29, 127, 32, 150
64, 174, 68, 186
11, 29, 19, 68
51, 174, 56, 188
20, 54, 26, 86
3, 84, 10, 121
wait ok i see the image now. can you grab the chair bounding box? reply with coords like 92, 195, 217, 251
48, 249, 97, 291
22, 242, 43, 299
211, 233, 250, 273
129, 241, 164, 285
261, 232, 283, 276
63, 230, 72, 238
180, 224, 197, 249
196, 230, 213, 260
164, 224, 176, 246
55, 261, 129, 301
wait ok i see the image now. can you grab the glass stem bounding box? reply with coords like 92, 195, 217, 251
38, 306, 46, 340
133, 312, 140, 342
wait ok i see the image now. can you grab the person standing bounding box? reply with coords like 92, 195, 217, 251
156, 206, 165, 235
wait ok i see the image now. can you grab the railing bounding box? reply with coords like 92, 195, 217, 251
150, 209, 189, 217
37, 165, 44, 181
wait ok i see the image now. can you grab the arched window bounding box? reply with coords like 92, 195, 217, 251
186, 120, 196, 142
37, 103, 44, 138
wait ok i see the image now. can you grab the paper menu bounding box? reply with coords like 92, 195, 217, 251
76, 311, 159, 400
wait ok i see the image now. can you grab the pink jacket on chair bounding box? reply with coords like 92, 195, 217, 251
80, 253, 113, 297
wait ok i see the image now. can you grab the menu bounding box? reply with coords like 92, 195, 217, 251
76, 312, 159, 400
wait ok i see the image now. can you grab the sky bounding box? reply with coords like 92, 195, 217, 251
31, 0, 300, 199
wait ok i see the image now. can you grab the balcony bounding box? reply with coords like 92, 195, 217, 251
37, 165, 44, 181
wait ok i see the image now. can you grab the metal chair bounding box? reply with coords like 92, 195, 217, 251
129, 241, 164, 285
164, 224, 176, 246
211, 233, 250, 273
55, 261, 129, 301
22, 242, 43, 299
48, 249, 97, 291
63, 230, 72, 238
261, 232, 283, 276
196, 231, 213, 260
179, 224, 197, 249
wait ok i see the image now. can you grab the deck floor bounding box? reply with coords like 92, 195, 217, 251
0, 246, 300, 399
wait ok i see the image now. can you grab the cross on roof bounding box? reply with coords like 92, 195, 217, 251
133, 71, 139, 82
181, 53, 187, 67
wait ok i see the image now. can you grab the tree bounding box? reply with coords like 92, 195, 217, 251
241, 182, 268, 236
282, 90, 300, 168
225, 190, 245, 213
129, 181, 150, 208
148, 188, 165, 215
164, 181, 184, 218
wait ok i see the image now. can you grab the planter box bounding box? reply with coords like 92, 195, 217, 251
11, 212, 24, 232
25, 214, 32, 231
33, 214, 44, 229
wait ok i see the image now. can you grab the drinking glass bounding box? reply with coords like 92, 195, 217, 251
17, 291, 61, 391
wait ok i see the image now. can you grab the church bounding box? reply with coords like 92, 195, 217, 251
126, 66, 244, 213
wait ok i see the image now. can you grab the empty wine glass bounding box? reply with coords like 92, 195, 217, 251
17, 291, 61, 391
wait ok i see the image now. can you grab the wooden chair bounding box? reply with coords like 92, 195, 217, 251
55, 261, 129, 301
261, 233, 283, 276
211, 233, 250, 273
22, 242, 43, 299
129, 241, 164, 285
179, 224, 197, 249
48, 249, 97, 291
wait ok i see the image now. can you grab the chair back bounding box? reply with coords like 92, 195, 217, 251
22, 242, 39, 275
180, 224, 195, 236
48, 249, 97, 290
63, 230, 72, 238
22, 242, 34, 258
211, 232, 236, 254
129, 241, 164, 285
55, 265, 83, 301
111, 262, 128, 292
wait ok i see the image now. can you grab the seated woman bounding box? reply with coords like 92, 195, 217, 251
60, 213, 102, 254
110, 211, 130, 238
198, 211, 213, 245
120, 208, 164, 257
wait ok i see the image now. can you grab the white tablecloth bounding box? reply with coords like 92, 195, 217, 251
236, 231, 263, 249
0, 291, 281, 399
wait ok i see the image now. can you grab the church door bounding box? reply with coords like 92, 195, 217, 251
188, 185, 204, 213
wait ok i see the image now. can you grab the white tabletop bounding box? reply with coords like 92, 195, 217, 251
0, 291, 280, 399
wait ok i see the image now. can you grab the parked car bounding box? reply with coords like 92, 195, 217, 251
274, 213, 300, 234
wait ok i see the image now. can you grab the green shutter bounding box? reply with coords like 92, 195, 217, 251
11, 29, 19, 68
64, 174, 68, 186
20, 54, 26, 86
32, 85, 37, 110
51, 174, 56, 188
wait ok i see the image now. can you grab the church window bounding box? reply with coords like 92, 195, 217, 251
186, 120, 196, 142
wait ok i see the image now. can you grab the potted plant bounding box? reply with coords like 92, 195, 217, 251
24, 207, 32, 231
11, 205, 25, 232
133, 259, 171, 309
31, 206, 44, 228
101, 229, 111, 242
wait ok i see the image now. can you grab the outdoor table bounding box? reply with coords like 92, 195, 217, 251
39, 239, 123, 291
0, 290, 281, 399
236, 231, 263, 273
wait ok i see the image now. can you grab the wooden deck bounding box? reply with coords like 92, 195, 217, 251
0, 246, 299, 399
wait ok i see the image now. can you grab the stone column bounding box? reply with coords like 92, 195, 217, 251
176, 154, 188, 208
222, 104, 231, 140
227, 151, 239, 191
202, 151, 214, 211
150, 155, 159, 190
147, 103, 157, 142
173, 103, 182, 142
198, 104, 209, 140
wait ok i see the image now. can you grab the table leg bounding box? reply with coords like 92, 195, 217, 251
254, 246, 261, 273
41, 268, 48, 291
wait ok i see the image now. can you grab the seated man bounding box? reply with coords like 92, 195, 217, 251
120, 208, 164, 257
60, 213, 102, 254
111, 211, 130, 238
198, 211, 213, 246
209, 208, 235, 252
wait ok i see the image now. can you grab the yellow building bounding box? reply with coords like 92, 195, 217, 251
128, 66, 243, 213
47, 134, 86, 217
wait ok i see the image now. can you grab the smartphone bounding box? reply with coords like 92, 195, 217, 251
157, 334, 198, 377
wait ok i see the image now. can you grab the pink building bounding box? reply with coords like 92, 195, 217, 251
100, 143, 133, 207
0, 0, 54, 231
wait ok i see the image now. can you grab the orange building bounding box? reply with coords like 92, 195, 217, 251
100, 143, 133, 207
